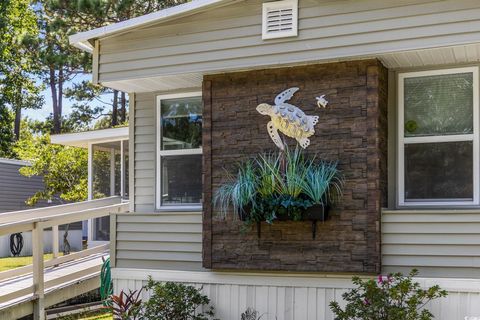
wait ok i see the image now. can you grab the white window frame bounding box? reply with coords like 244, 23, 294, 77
87, 138, 128, 245
398, 67, 479, 207
156, 92, 203, 211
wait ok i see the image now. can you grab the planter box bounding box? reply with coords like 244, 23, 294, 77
304, 204, 329, 222
240, 204, 330, 239
239, 204, 329, 222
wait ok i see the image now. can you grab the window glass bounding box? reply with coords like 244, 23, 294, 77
404, 72, 473, 137
92, 142, 121, 199
161, 154, 202, 206
161, 97, 202, 150
405, 142, 473, 201
92, 141, 122, 241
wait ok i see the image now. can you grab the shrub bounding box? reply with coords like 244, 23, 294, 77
329, 269, 447, 320
142, 278, 215, 320
110, 289, 142, 320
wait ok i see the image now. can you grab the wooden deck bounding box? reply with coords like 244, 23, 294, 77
0, 250, 108, 309
0, 197, 129, 319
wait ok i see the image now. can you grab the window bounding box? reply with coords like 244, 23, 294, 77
398, 67, 479, 206
156, 92, 202, 210
262, 0, 298, 40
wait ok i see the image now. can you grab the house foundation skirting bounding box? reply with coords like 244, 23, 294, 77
112, 268, 480, 320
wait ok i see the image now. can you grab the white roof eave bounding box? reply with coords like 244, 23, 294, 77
50, 127, 129, 148
69, 0, 241, 52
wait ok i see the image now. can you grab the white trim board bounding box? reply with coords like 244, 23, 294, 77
112, 268, 480, 293
112, 268, 480, 320
112, 268, 357, 288
51, 127, 129, 148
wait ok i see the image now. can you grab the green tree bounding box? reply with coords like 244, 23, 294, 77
0, 0, 41, 142
0, 107, 15, 158
3, 74, 44, 140
33, 0, 91, 134
14, 122, 88, 205
64, 80, 122, 128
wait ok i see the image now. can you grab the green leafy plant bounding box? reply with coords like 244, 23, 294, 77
214, 146, 344, 225
329, 269, 447, 320
142, 278, 216, 320
301, 161, 343, 205
215, 160, 257, 221
110, 289, 143, 320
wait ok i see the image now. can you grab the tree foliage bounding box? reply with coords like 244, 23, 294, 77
0, 0, 42, 142
0, 107, 15, 158
47, 0, 189, 128
64, 80, 122, 128
7, 0, 188, 206
33, 0, 92, 133
50, 0, 187, 25
14, 122, 88, 205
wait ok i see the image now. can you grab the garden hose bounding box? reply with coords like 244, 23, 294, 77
9, 233, 23, 257
63, 224, 71, 255
100, 257, 113, 305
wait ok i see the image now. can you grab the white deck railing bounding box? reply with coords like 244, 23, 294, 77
0, 197, 129, 320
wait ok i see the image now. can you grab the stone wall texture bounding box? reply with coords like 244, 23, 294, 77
202, 59, 388, 273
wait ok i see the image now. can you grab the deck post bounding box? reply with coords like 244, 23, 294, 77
52, 225, 59, 259
110, 148, 115, 197
87, 143, 94, 246
32, 222, 45, 320
120, 139, 125, 199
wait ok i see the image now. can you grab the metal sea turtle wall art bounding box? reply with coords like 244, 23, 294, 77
256, 87, 328, 150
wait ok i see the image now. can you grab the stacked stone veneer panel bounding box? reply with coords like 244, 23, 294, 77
202, 59, 388, 273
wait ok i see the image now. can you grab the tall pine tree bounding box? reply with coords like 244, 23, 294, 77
49, 0, 187, 128
33, 0, 92, 134
0, 0, 40, 145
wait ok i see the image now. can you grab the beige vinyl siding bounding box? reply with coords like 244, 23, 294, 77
382, 209, 480, 278
133, 92, 156, 212
98, 0, 480, 83
123, 91, 203, 270
112, 212, 203, 270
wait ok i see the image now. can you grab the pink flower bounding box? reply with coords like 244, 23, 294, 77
364, 298, 370, 305
378, 275, 384, 284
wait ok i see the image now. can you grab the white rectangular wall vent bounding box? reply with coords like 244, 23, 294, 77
262, 0, 298, 40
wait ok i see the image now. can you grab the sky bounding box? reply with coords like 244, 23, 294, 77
24, 87, 71, 121
24, 74, 105, 122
